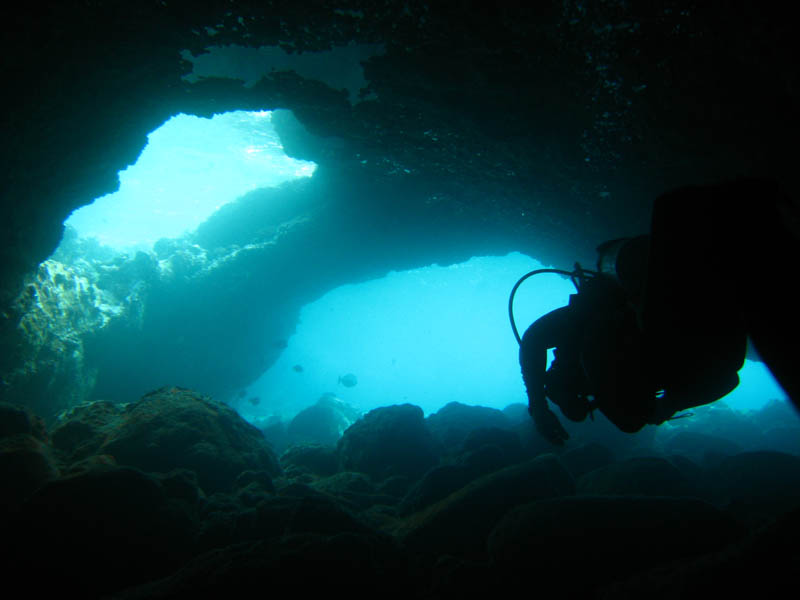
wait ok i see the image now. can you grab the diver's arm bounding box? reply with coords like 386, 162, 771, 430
519, 306, 572, 445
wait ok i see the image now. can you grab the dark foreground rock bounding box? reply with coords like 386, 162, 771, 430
601, 504, 800, 599
710, 450, 800, 527
6, 464, 197, 598
5, 393, 799, 600
396, 454, 575, 560
98, 387, 281, 493
425, 402, 514, 449
337, 403, 440, 482
577, 456, 699, 497
488, 495, 746, 596
110, 532, 417, 600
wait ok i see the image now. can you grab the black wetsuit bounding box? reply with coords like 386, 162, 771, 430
520, 178, 797, 444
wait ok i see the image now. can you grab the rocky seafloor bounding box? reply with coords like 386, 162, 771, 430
1, 387, 799, 599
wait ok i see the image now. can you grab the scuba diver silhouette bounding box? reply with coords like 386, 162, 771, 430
511, 178, 799, 445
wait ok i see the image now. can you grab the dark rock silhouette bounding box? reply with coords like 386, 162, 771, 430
426, 401, 513, 449
97, 387, 280, 493
3, 391, 800, 599
338, 403, 440, 482
577, 456, 699, 497
397, 454, 575, 560
488, 495, 746, 596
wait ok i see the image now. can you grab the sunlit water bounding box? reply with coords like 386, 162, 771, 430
238, 253, 789, 423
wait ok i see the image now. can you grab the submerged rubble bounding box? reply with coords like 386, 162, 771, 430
2, 389, 799, 598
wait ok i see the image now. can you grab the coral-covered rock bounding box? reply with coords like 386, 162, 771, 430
0, 402, 48, 441
710, 451, 800, 527
577, 456, 698, 497
560, 441, 615, 479
426, 402, 513, 450
280, 443, 340, 477
287, 393, 360, 447
99, 387, 280, 493
338, 404, 440, 482
398, 464, 474, 516
111, 532, 415, 599
0, 433, 59, 514
9, 464, 196, 598
397, 454, 574, 560
50, 400, 124, 460
660, 430, 743, 467
488, 495, 745, 596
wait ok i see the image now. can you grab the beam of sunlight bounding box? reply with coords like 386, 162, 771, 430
64, 111, 316, 251
239, 253, 790, 423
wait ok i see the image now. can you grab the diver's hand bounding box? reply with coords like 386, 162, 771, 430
531, 406, 569, 446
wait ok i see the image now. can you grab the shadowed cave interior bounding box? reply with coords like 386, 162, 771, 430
1, 3, 798, 598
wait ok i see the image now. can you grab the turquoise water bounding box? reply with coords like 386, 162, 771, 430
65, 111, 315, 250
59, 112, 790, 425
239, 252, 789, 422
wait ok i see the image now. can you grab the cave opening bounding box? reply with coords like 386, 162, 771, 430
62, 110, 316, 252
21, 105, 789, 432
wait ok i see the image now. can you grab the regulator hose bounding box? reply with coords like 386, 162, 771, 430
508, 265, 598, 345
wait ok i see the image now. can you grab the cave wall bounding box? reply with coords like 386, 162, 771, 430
2, 1, 796, 416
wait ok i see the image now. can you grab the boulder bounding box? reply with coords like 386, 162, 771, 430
280, 443, 340, 477
426, 402, 513, 450
577, 456, 699, 498
661, 430, 742, 467
560, 441, 615, 479
338, 404, 440, 482
711, 450, 800, 527
8, 465, 196, 597
100, 387, 280, 493
397, 454, 574, 560
287, 393, 360, 446
488, 495, 745, 596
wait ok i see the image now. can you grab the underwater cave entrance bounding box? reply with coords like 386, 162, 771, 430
236, 252, 790, 426
62, 110, 316, 253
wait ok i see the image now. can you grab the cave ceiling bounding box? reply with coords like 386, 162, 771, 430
2, 2, 796, 302
1, 2, 797, 411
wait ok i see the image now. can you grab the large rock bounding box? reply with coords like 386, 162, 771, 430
7, 464, 196, 598
603, 504, 800, 599
50, 400, 125, 461
280, 443, 340, 477
488, 495, 746, 596
287, 393, 360, 447
111, 532, 416, 600
710, 451, 800, 527
398, 464, 475, 516
0, 402, 58, 514
337, 404, 440, 482
99, 387, 280, 493
560, 441, 615, 479
660, 430, 743, 467
577, 456, 699, 498
426, 402, 513, 450
0, 433, 59, 515
0, 402, 48, 440
396, 454, 574, 560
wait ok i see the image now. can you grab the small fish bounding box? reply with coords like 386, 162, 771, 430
338, 373, 358, 388
273, 339, 288, 349
237, 390, 247, 399
292, 364, 304, 373
247, 396, 261, 406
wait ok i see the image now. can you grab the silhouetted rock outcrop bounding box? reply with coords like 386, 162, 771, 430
577, 456, 699, 497
98, 387, 280, 493
397, 454, 575, 560
337, 403, 440, 482
489, 495, 746, 596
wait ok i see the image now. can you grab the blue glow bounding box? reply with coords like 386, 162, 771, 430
65, 111, 316, 250
240, 252, 789, 422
